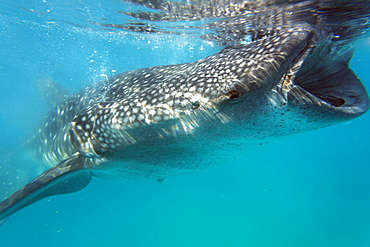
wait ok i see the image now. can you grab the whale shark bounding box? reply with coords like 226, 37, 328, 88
0, 0, 369, 222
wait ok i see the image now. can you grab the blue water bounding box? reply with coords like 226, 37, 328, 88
0, 1, 370, 247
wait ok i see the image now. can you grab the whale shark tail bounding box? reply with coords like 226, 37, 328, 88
0, 154, 92, 222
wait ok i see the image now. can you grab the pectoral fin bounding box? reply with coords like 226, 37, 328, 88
0, 154, 92, 221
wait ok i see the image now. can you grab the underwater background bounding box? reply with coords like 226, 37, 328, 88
0, 1, 369, 246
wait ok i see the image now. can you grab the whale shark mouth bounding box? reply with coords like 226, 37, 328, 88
295, 67, 366, 108
290, 43, 369, 113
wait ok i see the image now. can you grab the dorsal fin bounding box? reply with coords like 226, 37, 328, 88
0, 154, 92, 222
37, 78, 71, 107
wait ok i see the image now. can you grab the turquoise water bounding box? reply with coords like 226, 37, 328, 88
0, 1, 370, 247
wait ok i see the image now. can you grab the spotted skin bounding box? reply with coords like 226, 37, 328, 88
29, 27, 313, 166
24, 25, 367, 182
1, 1, 369, 221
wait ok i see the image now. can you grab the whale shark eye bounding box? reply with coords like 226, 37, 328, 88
228, 90, 240, 100
191, 101, 200, 109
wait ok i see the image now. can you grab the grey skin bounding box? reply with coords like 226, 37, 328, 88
0, 22, 368, 220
